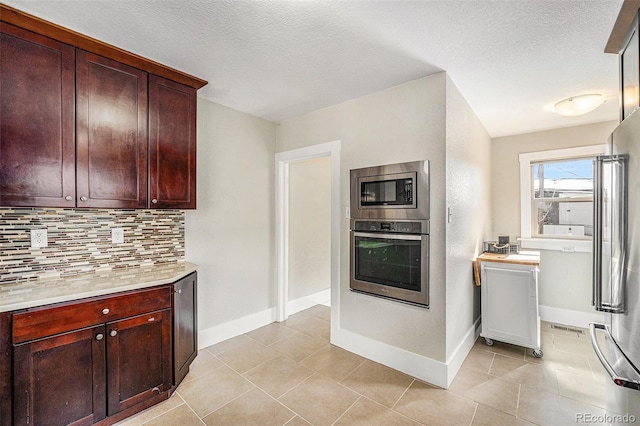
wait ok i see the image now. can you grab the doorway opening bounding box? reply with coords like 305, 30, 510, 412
275, 140, 341, 340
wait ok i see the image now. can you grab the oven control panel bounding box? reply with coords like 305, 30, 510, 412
352, 220, 428, 234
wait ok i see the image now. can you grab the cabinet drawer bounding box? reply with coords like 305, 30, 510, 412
12, 286, 171, 344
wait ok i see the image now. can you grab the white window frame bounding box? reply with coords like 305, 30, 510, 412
519, 145, 606, 252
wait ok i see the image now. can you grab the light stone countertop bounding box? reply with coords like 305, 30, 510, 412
0, 261, 198, 312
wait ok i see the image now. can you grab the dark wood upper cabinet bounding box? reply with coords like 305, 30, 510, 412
1, 5, 206, 210
149, 76, 197, 209
76, 50, 148, 208
0, 23, 76, 207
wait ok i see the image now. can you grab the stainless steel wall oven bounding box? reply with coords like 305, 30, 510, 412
350, 160, 430, 307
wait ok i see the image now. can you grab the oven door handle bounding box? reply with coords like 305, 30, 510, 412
353, 231, 423, 241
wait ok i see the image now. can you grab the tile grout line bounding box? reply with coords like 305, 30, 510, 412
132, 393, 197, 426
195, 384, 256, 421
487, 352, 496, 374
329, 395, 362, 426
467, 402, 479, 426
515, 383, 522, 419
391, 378, 415, 411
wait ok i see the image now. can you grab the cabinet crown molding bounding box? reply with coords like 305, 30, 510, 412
0, 3, 208, 89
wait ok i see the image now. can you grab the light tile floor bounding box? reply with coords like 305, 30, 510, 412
117, 306, 619, 426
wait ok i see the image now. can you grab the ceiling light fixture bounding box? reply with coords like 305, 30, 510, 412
552, 94, 605, 117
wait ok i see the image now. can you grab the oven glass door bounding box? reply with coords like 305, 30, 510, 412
351, 231, 429, 306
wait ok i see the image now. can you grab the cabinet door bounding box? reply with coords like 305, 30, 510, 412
149, 75, 197, 209
106, 309, 172, 415
76, 50, 148, 208
173, 272, 198, 386
481, 262, 538, 347
0, 23, 76, 207
13, 325, 107, 426
0, 312, 11, 426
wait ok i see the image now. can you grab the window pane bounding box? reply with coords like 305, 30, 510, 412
533, 159, 593, 199
532, 158, 593, 239
534, 199, 593, 237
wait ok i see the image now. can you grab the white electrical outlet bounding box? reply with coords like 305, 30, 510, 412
112, 228, 124, 244
31, 229, 48, 248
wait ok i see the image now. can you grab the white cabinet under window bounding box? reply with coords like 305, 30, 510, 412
478, 252, 542, 357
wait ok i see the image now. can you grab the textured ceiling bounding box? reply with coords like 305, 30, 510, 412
3, 0, 624, 137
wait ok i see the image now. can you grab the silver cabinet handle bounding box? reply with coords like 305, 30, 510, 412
110, 330, 117, 337
80, 196, 88, 201
96, 333, 104, 341
152, 387, 160, 395
102, 308, 110, 315
65, 195, 73, 201
151, 199, 158, 204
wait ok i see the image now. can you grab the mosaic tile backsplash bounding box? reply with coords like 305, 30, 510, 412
0, 208, 185, 284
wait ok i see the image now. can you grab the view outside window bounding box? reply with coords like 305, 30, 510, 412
532, 158, 594, 238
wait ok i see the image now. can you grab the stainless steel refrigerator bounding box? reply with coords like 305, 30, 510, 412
591, 109, 640, 417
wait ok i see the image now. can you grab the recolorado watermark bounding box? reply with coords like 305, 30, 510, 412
576, 413, 636, 424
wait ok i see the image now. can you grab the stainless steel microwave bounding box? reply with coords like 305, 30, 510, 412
350, 160, 430, 221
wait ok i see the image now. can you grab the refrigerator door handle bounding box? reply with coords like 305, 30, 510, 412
592, 155, 628, 313
592, 157, 603, 309
589, 322, 640, 391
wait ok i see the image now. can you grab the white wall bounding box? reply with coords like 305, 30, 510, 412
491, 121, 617, 316
288, 156, 331, 300
277, 74, 448, 362
186, 98, 277, 341
444, 75, 492, 358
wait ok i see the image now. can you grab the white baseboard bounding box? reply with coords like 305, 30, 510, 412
198, 289, 331, 350
331, 318, 481, 389
287, 288, 331, 315
198, 307, 276, 349
197, 292, 478, 391
332, 327, 449, 389
539, 305, 603, 329
444, 316, 482, 387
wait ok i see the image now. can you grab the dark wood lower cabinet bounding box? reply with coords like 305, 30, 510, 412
13, 325, 106, 426
7, 279, 194, 426
0, 312, 13, 426
172, 272, 197, 386
106, 310, 172, 415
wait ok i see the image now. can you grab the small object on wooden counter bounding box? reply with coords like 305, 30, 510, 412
483, 240, 520, 254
